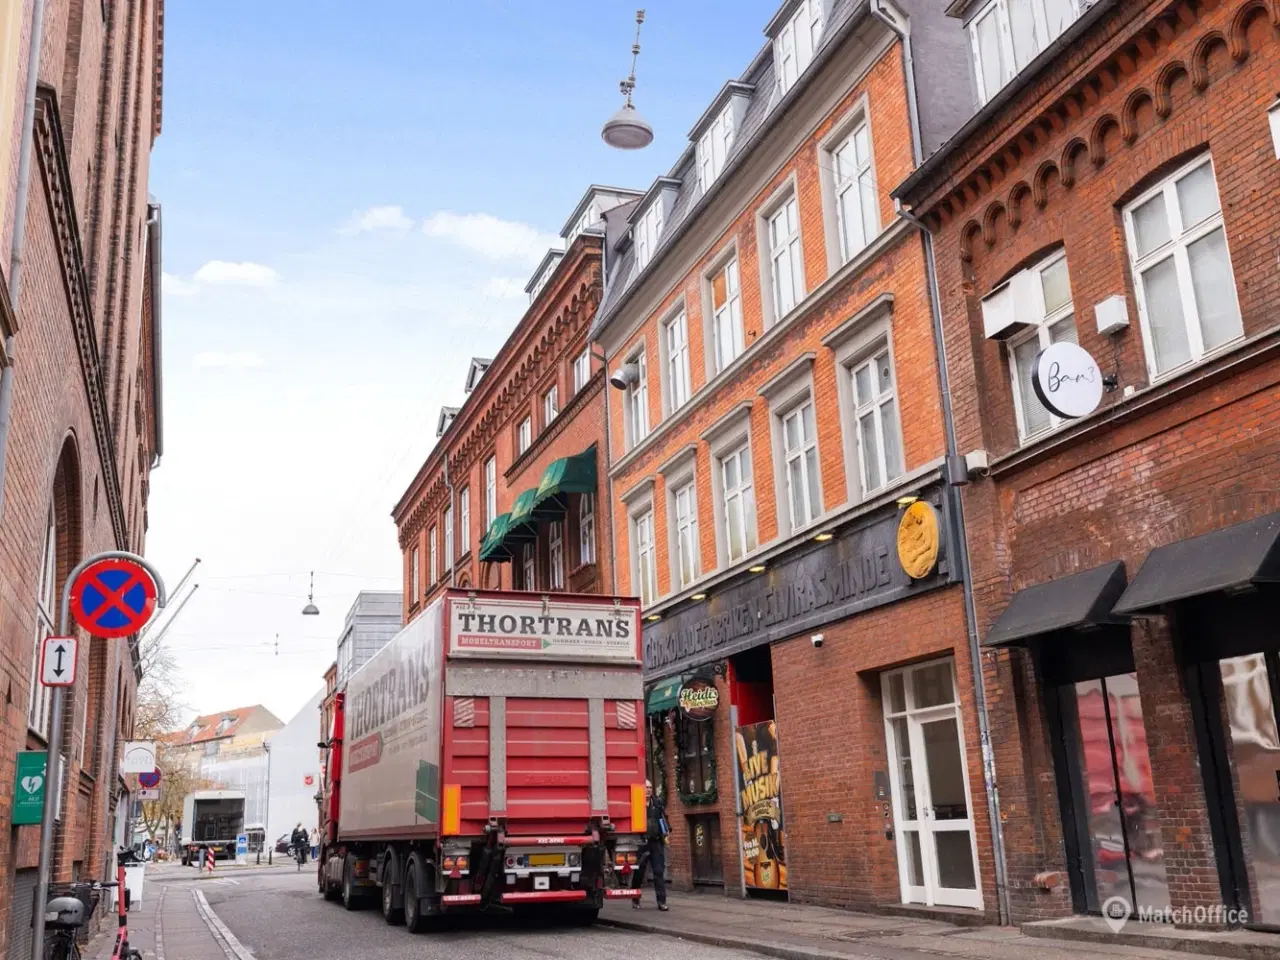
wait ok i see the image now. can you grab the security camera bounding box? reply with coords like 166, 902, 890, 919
811, 633, 825, 648
609, 362, 639, 391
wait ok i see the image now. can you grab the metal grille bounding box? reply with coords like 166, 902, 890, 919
6, 869, 37, 960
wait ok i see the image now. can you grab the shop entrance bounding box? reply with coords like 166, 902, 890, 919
689, 814, 725, 885
731, 646, 787, 896
882, 658, 981, 909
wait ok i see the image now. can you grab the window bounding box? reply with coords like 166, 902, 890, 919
781, 400, 821, 530
543, 385, 559, 426
1006, 251, 1080, 440
443, 505, 454, 569
484, 457, 496, 526
429, 525, 438, 584
634, 201, 664, 271
970, 0, 1082, 104
573, 350, 591, 393
665, 310, 691, 410
677, 710, 716, 799
633, 509, 657, 606
1123, 156, 1243, 379
411, 547, 420, 600
517, 416, 532, 455
459, 487, 470, 557
831, 120, 877, 262
767, 195, 804, 321
721, 443, 757, 563
579, 493, 596, 565
28, 507, 56, 736
521, 542, 536, 590
697, 102, 735, 192
710, 257, 744, 373
774, 0, 826, 96
673, 482, 700, 588
549, 520, 565, 590
625, 349, 650, 448
851, 347, 904, 492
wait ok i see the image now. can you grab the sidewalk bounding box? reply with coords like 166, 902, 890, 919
601, 890, 1276, 960
89, 882, 255, 960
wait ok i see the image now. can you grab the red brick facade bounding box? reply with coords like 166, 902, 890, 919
0, 0, 164, 954
897, 0, 1280, 928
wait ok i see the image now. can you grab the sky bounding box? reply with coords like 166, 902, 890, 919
146, 1, 782, 727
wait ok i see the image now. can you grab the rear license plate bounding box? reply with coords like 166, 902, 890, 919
528, 853, 565, 867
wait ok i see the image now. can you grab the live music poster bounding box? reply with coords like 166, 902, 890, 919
735, 720, 787, 891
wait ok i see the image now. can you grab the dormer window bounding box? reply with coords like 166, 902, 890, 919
215, 716, 235, 735
566, 202, 602, 247
697, 103, 735, 192
970, 0, 1082, 104
773, 0, 826, 97
634, 201, 664, 272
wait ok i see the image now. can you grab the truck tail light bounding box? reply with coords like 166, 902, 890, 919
443, 856, 469, 872
442, 784, 462, 835
630, 783, 646, 835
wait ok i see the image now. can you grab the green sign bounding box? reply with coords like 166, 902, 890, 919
13, 751, 47, 825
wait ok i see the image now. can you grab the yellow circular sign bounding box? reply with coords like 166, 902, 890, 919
897, 501, 940, 580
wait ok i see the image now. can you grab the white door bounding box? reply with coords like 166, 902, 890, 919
882, 659, 982, 909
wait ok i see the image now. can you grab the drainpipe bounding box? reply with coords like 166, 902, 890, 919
591, 346, 615, 594
874, 0, 1011, 924
444, 456, 456, 587
0, 0, 48, 522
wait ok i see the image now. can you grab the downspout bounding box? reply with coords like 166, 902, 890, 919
0, 0, 48, 521
873, 0, 1011, 924
594, 232, 618, 595
145, 201, 163, 468
445, 456, 456, 587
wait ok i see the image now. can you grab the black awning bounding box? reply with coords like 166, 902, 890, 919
984, 561, 1129, 647
1113, 511, 1280, 615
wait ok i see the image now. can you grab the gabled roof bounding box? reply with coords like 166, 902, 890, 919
464, 358, 492, 394
525, 249, 566, 295
559, 185, 646, 239
437, 406, 460, 438
164, 704, 282, 745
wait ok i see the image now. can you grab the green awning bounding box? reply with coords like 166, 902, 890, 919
508, 489, 539, 530
646, 678, 684, 714
532, 448, 597, 519
479, 513, 514, 562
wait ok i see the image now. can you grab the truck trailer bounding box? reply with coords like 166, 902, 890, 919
180, 790, 246, 865
318, 589, 647, 930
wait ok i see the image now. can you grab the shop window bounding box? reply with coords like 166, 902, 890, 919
646, 714, 667, 802
578, 493, 596, 566
676, 709, 717, 805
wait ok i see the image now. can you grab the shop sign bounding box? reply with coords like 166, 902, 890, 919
643, 496, 950, 674
897, 501, 940, 580
677, 679, 719, 720
1032, 341, 1104, 420
735, 722, 786, 891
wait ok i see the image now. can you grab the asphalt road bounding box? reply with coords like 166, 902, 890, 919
196, 870, 765, 960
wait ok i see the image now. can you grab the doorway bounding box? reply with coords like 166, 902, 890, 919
689, 814, 725, 885
882, 659, 982, 909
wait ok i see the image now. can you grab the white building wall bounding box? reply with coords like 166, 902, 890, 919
266, 688, 325, 843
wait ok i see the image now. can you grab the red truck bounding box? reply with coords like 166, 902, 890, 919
317, 588, 648, 930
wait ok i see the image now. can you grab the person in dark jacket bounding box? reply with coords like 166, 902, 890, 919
290, 823, 309, 862
632, 779, 669, 910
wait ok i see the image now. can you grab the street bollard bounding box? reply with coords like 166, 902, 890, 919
206, 847, 215, 873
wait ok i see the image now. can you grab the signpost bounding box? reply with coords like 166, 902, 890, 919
31, 551, 165, 960
39, 636, 77, 687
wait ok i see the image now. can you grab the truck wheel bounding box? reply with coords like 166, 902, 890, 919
321, 858, 340, 902
381, 852, 403, 925
403, 855, 428, 934
341, 854, 363, 911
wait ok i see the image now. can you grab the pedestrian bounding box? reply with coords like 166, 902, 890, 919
309, 826, 320, 861
632, 779, 669, 911
290, 822, 308, 863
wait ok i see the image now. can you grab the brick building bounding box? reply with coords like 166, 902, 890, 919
392, 186, 639, 614
590, 0, 1004, 915
895, 0, 1280, 930
0, 0, 165, 953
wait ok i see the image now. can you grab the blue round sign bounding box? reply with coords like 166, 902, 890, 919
70, 558, 158, 639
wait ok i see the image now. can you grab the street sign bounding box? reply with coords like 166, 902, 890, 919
70, 557, 158, 638
138, 769, 161, 789
121, 741, 158, 775
39, 636, 78, 687
137, 788, 160, 801
13, 752, 46, 825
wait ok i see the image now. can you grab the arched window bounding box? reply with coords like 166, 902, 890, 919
28, 506, 58, 736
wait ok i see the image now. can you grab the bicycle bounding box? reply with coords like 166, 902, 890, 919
294, 842, 308, 872
45, 856, 143, 960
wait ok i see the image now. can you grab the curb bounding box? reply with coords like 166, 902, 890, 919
597, 915, 852, 960
1022, 922, 1280, 960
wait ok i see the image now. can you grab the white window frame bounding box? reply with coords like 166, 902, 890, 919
634, 201, 664, 271
28, 506, 56, 737
672, 481, 700, 589
969, 0, 1083, 104
706, 251, 745, 375
720, 442, 756, 565
827, 113, 878, 266
411, 546, 420, 600
443, 505, 454, 570
549, 520, 565, 590
624, 346, 650, 449
664, 308, 692, 412
484, 456, 497, 527
517, 416, 532, 455
780, 397, 822, 532
573, 350, 591, 393
459, 486, 471, 558
429, 525, 438, 584
578, 492, 596, 565
774, 0, 826, 97
543, 384, 559, 427
521, 542, 536, 591
1005, 249, 1080, 442
697, 102, 735, 193
767, 194, 804, 322
633, 508, 657, 607
850, 346, 904, 495
1122, 154, 1244, 382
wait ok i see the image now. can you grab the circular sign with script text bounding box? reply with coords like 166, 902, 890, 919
1032, 341, 1104, 420
897, 501, 940, 580
678, 679, 720, 721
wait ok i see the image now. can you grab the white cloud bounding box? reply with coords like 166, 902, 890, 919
341, 205, 413, 235
193, 260, 279, 287
422, 211, 558, 265
163, 272, 199, 297
482, 276, 528, 300
192, 351, 267, 369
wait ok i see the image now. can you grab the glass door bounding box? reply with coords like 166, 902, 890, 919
883, 659, 982, 909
